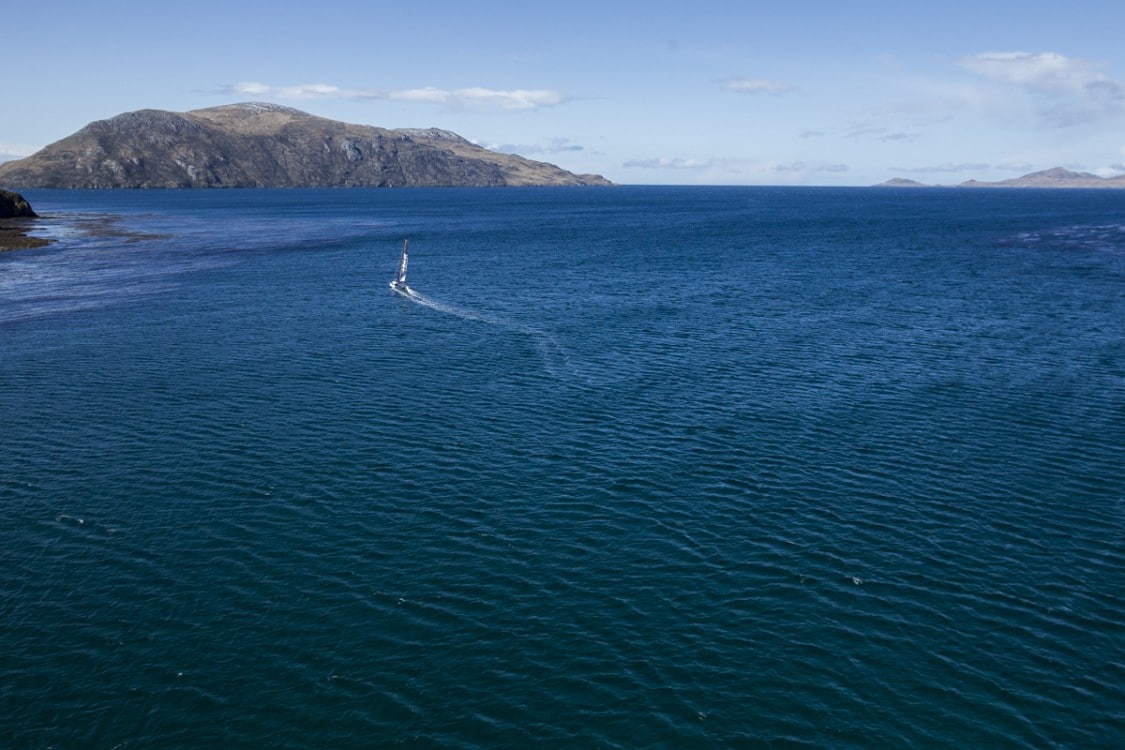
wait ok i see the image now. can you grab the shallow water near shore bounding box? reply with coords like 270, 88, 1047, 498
2, 186, 1123, 747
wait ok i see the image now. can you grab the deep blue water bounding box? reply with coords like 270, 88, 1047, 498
2, 186, 1123, 748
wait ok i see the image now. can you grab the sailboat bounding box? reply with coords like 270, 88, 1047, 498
389, 238, 410, 295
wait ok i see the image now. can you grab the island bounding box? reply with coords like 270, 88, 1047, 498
0, 103, 613, 189
875, 167, 1125, 189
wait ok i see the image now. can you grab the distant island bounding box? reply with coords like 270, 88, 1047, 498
0, 103, 613, 189
875, 167, 1125, 189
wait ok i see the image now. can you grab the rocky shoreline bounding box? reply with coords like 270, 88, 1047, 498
0, 189, 52, 250
0, 223, 51, 251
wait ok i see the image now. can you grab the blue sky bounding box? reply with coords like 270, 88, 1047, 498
4, 0, 1125, 185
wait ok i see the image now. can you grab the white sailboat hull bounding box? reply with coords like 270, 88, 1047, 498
389, 280, 416, 298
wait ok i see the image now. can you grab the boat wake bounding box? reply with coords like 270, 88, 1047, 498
394, 286, 592, 385
394, 286, 497, 325
385, 239, 593, 384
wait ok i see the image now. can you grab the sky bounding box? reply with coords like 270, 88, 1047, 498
4, 0, 1125, 186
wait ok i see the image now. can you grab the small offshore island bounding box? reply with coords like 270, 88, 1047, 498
0, 189, 50, 251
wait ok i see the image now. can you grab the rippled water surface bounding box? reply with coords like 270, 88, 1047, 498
2, 187, 1123, 747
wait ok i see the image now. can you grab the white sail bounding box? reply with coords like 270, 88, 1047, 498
390, 238, 410, 292
396, 239, 409, 284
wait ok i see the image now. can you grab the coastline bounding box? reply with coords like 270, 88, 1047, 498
0, 221, 52, 251
0, 188, 52, 250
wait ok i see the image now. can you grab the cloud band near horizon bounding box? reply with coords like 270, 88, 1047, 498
223, 82, 567, 111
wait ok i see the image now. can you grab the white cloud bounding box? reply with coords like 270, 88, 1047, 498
0, 143, 38, 161
958, 52, 1106, 94
723, 78, 795, 95
387, 87, 565, 111
616, 156, 857, 185
956, 51, 1125, 125
880, 132, 921, 143
623, 157, 713, 170
893, 162, 993, 174
774, 161, 848, 174
622, 157, 847, 177
843, 108, 953, 142
495, 137, 584, 155
228, 81, 353, 99
1092, 164, 1125, 177
222, 82, 567, 111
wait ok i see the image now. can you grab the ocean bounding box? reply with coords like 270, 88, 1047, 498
2, 186, 1122, 748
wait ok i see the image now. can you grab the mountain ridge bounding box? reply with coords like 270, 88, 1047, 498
876, 167, 1125, 189
0, 104, 613, 189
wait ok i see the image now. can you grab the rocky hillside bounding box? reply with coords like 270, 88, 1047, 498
0, 103, 613, 189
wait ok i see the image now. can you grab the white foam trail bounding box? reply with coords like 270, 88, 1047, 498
401, 287, 503, 326
393, 286, 595, 385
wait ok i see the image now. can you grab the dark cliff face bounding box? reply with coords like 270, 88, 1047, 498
0, 188, 38, 218
0, 103, 613, 189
